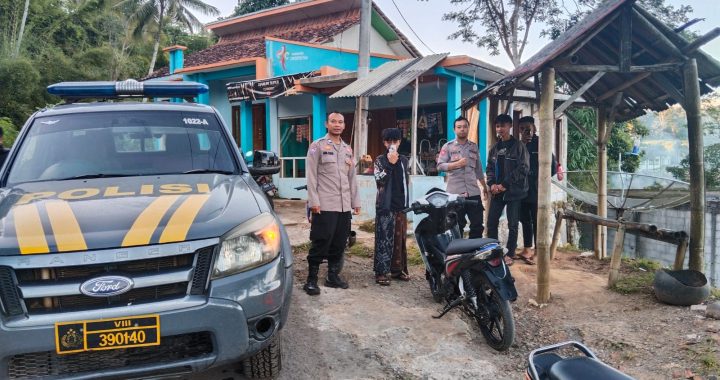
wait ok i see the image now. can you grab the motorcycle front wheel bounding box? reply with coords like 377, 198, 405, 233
471, 275, 515, 351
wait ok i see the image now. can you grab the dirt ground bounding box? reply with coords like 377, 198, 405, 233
193, 199, 719, 380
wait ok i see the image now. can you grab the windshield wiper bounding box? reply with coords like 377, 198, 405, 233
59, 173, 138, 180
182, 169, 234, 175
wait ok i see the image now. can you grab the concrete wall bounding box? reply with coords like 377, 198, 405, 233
325, 24, 397, 56
606, 201, 720, 287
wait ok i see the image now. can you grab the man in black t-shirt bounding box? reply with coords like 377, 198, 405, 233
485, 114, 529, 265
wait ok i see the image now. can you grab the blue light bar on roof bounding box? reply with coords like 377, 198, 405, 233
47, 79, 208, 99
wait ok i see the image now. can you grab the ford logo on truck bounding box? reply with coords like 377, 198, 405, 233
80, 276, 134, 297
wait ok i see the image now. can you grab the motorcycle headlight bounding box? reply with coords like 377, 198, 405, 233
212, 213, 281, 279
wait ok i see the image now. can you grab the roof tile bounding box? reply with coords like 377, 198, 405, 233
144, 10, 359, 80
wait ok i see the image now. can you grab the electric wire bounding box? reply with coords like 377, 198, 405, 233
388, 0, 436, 54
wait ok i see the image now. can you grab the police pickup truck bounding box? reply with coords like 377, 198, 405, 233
0, 80, 291, 379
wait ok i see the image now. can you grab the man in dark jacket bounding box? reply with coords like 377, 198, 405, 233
518, 116, 557, 263
486, 114, 529, 265
0, 127, 8, 166
373, 128, 410, 285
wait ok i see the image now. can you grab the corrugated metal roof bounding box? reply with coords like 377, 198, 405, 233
330, 53, 449, 98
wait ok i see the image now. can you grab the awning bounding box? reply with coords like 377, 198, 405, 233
330, 53, 449, 98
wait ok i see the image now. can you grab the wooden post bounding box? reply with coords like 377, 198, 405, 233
674, 237, 689, 270
536, 66, 555, 304
596, 107, 608, 259
608, 223, 626, 287
549, 210, 564, 260
683, 58, 705, 272
410, 77, 420, 175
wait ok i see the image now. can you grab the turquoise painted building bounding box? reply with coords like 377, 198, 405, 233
147, 0, 510, 197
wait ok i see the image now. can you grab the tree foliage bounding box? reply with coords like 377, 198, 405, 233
442, 0, 693, 67
566, 107, 649, 173
232, 0, 289, 17
666, 144, 720, 191
0, 0, 218, 143
117, 0, 219, 75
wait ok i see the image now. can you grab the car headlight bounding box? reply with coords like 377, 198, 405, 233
212, 213, 281, 279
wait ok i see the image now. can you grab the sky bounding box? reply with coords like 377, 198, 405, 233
196, 0, 720, 71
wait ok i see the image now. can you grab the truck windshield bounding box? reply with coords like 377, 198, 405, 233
7, 111, 237, 185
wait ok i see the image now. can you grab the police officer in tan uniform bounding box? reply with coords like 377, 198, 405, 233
437, 116, 489, 238
303, 112, 361, 296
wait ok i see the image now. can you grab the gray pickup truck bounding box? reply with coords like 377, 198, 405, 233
0, 80, 292, 379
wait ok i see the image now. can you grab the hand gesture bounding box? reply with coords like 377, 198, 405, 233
454, 157, 467, 169
387, 151, 399, 164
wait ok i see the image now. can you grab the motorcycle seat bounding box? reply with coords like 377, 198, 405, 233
549, 357, 634, 380
445, 238, 500, 255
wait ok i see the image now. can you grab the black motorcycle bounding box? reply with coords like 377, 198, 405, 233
403, 189, 517, 351
246, 150, 280, 209
526, 341, 634, 380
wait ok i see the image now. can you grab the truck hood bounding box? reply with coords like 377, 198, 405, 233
0, 174, 261, 255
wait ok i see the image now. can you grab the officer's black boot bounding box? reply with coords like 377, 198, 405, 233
303, 265, 321, 296
325, 262, 349, 289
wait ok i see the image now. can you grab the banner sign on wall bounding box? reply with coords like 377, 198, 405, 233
226, 71, 318, 102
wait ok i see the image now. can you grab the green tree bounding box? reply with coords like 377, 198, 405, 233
232, 0, 288, 17
441, 0, 692, 67
666, 144, 720, 190
117, 0, 219, 76
566, 108, 648, 173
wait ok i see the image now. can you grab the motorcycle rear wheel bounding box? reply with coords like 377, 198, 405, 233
472, 276, 515, 351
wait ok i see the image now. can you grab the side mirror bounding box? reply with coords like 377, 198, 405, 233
248, 150, 281, 176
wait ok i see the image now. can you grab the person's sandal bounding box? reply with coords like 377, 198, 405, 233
375, 275, 391, 286
517, 254, 536, 265
391, 272, 410, 281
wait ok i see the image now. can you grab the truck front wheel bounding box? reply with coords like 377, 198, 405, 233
242, 333, 282, 379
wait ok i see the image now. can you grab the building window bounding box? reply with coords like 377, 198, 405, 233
279, 116, 310, 178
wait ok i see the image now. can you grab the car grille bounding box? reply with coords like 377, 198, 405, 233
0, 266, 23, 316
7, 331, 213, 379
2, 245, 215, 316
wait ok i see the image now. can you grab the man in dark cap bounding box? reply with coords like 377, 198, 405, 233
372, 127, 410, 286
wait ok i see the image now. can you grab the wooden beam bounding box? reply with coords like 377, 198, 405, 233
632, 8, 687, 60
556, 64, 619, 73
534, 74, 541, 106
566, 112, 596, 142
549, 210, 564, 260
629, 63, 683, 72
568, 11, 621, 56
683, 59, 705, 273
536, 66, 555, 304
682, 27, 720, 54
674, 236, 689, 270
620, 5, 632, 72
608, 223, 626, 287
555, 64, 680, 73
597, 106, 608, 259
603, 92, 623, 143
597, 73, 651, 101
554, 71, 605, 118
650, 73, 685, 104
